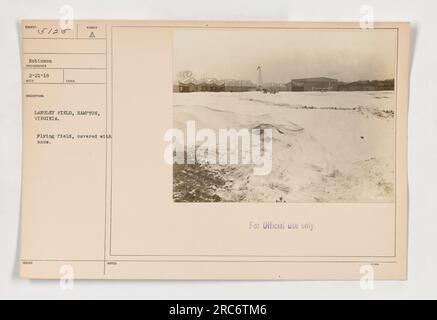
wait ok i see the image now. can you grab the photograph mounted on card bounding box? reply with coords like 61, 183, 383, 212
20, 21, 410, 280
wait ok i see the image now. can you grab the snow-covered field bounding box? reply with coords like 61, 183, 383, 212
173, 91, 395, 203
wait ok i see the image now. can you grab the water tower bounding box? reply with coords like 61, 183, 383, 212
257, 65, 263, 90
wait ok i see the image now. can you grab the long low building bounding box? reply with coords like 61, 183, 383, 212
176, 79, 256, 93
224, 79, 256, 92
338, 79, 395, 91
286, 77, 339, 91
177, 79, 225, 92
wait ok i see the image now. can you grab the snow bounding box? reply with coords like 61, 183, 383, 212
173, 91, 395, 203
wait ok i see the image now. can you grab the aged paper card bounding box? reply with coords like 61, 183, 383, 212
20, 21, 410, 280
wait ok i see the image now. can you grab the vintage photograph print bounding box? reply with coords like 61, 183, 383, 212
172, 28, 397, 203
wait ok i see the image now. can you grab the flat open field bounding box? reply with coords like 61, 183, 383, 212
173, 91, 395, 203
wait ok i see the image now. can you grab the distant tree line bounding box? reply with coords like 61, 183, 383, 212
338, 79, 395, 91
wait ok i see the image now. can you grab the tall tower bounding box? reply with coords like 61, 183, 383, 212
257, 65, 263, 89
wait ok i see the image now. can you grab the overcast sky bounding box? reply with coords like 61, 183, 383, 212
173, 29, 397, 84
